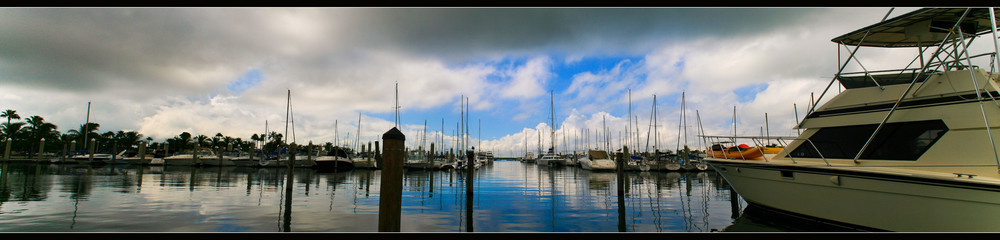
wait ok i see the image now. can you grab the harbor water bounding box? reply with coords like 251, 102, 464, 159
0, 160, 810, 232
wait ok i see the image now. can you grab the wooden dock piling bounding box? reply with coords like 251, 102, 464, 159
466, 148, 476, 232
617, 145, 627, 232
193, 143, 200, 165
3, 137, 10, 162
375, 141, 382, 169
37, 138, 45, 162
138, 141, 146, 164
88, 138, 95, 164
379, 127, 404, 232
283, 143, 296, 232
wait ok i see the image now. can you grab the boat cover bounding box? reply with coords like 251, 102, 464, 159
832, 8, 998, 48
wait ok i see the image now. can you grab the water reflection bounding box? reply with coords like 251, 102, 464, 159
0, 161, 856, 232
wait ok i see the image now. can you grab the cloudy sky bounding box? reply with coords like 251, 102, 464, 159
8, 7, 983, 157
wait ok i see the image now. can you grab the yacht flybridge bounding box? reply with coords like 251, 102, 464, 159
703, 8, 1000, 232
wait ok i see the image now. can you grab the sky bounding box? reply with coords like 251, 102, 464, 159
7, 7, 991, 157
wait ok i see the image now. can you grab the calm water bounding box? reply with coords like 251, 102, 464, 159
0, 160, 806, 232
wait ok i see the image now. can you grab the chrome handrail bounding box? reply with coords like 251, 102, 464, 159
701, 135, 834, 166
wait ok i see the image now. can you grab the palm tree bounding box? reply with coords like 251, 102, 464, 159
166, 132, 193, 154
24, 115, 58, 160
99, 131, 115, 153
116, 130, 142, 154
1, 122, 25, 140
67, 123, 100, 144
196, 134, 210, 149
2, 109, 20, 126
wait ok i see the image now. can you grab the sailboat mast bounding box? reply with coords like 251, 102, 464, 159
676, 92, 687, 152
285, 89, 290, 146
653, 94, 658, 152
603, 115, 607, 153
676, 94, 683, 152
733, 106, 738, 138
357, 112, 362, 151
697, 110, 707, 151
478, 118, 481, 151
83, 101, 91, 149
423, 120, 427, 153
550, 91, 555, 153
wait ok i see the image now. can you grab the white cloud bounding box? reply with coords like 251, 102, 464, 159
499, 57, 553, 99
5, 7, 966, 157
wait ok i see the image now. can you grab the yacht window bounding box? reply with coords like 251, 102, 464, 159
789, 120, 947, 161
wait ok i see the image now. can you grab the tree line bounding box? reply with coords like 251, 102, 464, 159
2, 109, 354, 159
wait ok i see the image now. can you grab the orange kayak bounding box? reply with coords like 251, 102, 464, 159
708, 146, 782, 160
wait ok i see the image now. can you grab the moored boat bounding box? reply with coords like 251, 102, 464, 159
703, 8, 1000, 232
315, 147, 353, 171
578, 149, 617, 171
162, 148, 215, 166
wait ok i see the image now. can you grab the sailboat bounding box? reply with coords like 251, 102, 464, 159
674, 92, 708, 171
260, 89, 316, 168
643, 95, 681, 171
536, 91, 567, 166
703, 8, 1000, 231
349, 113, 378, 169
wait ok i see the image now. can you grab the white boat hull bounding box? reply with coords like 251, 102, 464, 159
580, 158, 616, 171
709, 160, 1000, 232
163, 158, 199, 166
200, 157, 236, 166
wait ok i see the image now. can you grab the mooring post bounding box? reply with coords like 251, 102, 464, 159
466, 147, 476, 232
3, 137, 10, 162
249, 144, 255, 164
111, 140, 118, 164
193, 143, 201, 166
375, 141, 382, 169
37, 138, 45, 162
379, 128, 404, 232
138, 140, 147, 164
62, 142, 68, 163
283, 143, 296, 232
367, 142, 373, 167
216, 146, 223, 166
617, 145, 626, 232
429, 143, 435, 169
88, 138, 95, 164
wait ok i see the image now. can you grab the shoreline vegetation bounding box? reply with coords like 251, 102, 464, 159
0, 108, 345, 161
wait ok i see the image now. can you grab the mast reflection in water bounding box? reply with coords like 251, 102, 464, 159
0, 161, 842, 232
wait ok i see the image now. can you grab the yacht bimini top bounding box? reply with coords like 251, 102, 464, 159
832, 8, 998, 48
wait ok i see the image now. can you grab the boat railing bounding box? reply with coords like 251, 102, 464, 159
702, 135, 839, 166
701, 135, 825, 165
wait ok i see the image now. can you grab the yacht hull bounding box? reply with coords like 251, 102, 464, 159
200, 158, 236, 166
708, 160, 1000, 232
162, 156, 200, 166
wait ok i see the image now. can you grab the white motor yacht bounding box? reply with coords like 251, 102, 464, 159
703, 8, 1000, 232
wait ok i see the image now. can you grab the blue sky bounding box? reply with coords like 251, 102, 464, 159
9, 7, 982, 157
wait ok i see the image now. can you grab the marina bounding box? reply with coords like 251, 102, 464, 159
1, 7, 999, 233
0, 160, 768, 232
